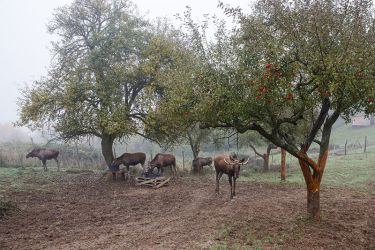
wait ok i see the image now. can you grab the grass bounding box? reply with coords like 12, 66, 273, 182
241, 145, 375, 193
0, 166, 66, 197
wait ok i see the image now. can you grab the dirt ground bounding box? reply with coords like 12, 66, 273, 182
0, 172, 374, 249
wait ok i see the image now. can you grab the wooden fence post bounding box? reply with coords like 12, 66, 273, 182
345, 139, 348, 156
182, 151, 185, 171
75, 142, 81, 168
280, 149, 286, 181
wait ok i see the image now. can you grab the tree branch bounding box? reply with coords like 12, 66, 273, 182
305, 97, 330, 148
249, 144, 265, 159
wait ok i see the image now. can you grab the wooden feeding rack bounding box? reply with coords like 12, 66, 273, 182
135, 176, 170, 189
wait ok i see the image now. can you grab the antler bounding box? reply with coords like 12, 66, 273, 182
224, 158, 233, 165
241, 158, 250, 165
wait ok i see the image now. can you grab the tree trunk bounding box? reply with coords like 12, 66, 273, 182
263, 144, 276, 172
280, 148, 286, 181
101, 134, 115, 167
187, 131, 200, 160
192, 146, 200, 159
298, 149, 328, 220
307, 189, 320, 220
263, 153, 269, 172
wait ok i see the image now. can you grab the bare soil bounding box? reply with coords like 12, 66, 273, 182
0, 172, 374, 249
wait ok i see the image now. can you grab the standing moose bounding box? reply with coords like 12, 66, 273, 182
26, 148, 60, 171
109, 152, 146, 180
148, 153, 177, 176
192, 157, 213, 174
214, 154, 249, 199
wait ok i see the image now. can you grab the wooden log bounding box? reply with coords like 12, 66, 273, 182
142, 183, 156, 188
154, 177, 171, 189
135, 179, 157, 186
134, 176, 169, 188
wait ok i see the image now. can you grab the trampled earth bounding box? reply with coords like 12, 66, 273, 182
0, 172, 374, 249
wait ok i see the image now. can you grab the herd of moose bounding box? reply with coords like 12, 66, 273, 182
25, 148, 249, 199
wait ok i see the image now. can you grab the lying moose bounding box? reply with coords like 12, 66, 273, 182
214, 154, 249, 199
26, 148, 60, 171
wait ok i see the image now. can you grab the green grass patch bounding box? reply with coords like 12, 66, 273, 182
322, 148, 375, 190
241, 145, 375, 193
0, 167, 65, 195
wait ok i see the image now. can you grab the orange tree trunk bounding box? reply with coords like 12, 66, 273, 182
280, 149, 286, 181
298, 149, 328, 220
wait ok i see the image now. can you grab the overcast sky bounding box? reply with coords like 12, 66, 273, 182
0, 0, 252, 124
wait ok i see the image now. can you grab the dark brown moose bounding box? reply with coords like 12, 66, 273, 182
26, 148, 60, 171
109, 152, 146, 180
192, 157, 213, 174
214, 154, 249, 199
148, 153, 177, 176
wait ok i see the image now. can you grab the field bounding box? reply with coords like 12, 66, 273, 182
0, 126, 374, 249
0, 149, 374, 250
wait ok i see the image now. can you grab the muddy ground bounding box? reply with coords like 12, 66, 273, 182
0, 172, 374, 249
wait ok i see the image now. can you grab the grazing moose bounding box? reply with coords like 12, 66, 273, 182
109, 152, 146, 180
214, 154, 249, 199
148, 153, 177, 176
26, 148, 60, 171
192, 157, 213, 174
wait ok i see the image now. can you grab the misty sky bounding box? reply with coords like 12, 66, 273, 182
0, 0, 252, 124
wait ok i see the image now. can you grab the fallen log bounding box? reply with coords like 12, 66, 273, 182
135, 176, 170, 189
154, 177, 171, 189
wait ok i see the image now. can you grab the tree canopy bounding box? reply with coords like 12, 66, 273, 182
17, 0, 182, 165
149, 0, 375, 219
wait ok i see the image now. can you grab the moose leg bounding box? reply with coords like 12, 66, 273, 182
112, 172, 116, 181
122, 166, 129, 181
233, 177, 237, 197
228, 176, 233, 199
215, 171, 223, 194
172, 164, 177, 176
42, 159, 47, 171
55, 158, 60, 171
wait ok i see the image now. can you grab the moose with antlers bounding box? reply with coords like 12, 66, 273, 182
214, 154, 249, 199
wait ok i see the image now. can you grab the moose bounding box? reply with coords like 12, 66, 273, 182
192, 157, 213, 174
148, 153, 177, 176
26, 148, 60, 171
109, 152, 146, 180
214, 154, 249, 199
